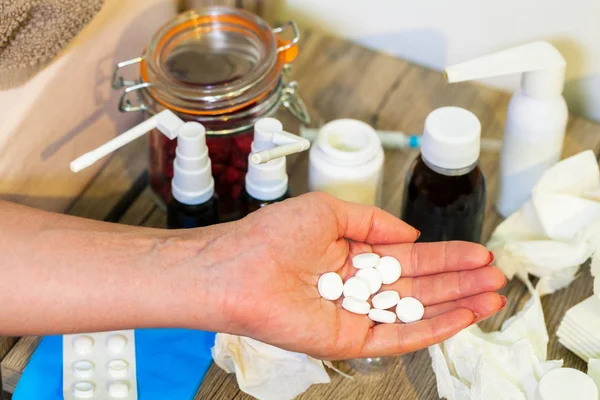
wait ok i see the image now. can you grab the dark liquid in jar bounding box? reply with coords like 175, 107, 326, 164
401, 156, 486, 243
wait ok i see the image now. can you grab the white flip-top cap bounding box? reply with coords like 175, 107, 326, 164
421, 107, 481, 170
536, 368, 598, 400
171, 122, 215, 205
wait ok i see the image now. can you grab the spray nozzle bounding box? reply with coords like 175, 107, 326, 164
249, 118, 311, 165
70, 110, 186, 173
445, 41, 566, 98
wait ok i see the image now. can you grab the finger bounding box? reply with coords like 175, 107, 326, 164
386, 266, 506, 305
359, 308, 474, 357
372, 241, 493, 277
321, 194, 419, 244
423, 292, 506, 321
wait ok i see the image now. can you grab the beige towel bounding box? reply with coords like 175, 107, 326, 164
0, 0, 104, 89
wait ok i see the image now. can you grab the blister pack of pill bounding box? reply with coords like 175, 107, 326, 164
63, 330, 138, 400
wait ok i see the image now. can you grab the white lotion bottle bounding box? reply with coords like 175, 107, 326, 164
445, 41, 567, 217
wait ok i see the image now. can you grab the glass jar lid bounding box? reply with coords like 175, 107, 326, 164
138, 7, 296, 115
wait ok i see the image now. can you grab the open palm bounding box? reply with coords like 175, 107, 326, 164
216, 193, 506, 360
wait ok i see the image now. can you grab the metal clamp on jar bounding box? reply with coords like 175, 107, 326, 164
112, 6, 310, 221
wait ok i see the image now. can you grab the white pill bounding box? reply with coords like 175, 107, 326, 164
317, 272, 344, 300
372, 290, 401, 310
73, 335, 94, 356
108, 359, 129, 379
376, 256, 402, 284
108, 381, 130, 398
355, 268, 382, 294
73, 381, 95, 398
107, 334, 128, 354
352, 253, 380, 269
342, 277, 371, 301
368, 309, 397, 324
396, 297, 425, 323
72, 360, 94, 379
342, 297, 371, 315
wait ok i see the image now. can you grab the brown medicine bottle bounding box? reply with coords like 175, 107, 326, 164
401, 107, 486, 243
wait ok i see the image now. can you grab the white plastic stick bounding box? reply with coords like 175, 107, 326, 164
70, 118, 158, 173
250, 132, 310, 164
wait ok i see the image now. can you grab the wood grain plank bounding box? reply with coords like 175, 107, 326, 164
1, 337, 41, 394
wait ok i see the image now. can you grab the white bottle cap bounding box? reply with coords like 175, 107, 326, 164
171, 122, 215, 205
245, 118, 310, 201
536, 368, 598, 400
421, 106, 481, 170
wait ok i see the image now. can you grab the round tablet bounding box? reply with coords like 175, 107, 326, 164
396, 297, 424, 323
355, 268, 383, 294
372, 290, 400, 310
73, 381, 94, 399
352, 253, 381, 269
368, 309, 396, 324
72, 335, 94, 356
342, 297, 370, 315
342, 277, 371, 301
536, 368, 598, 400
108, 381, 130, 398
107, 359, 129, 379
376, 256, 402, 284
317, 272, 344, 300
106, 334, 128, 354
72, 360, 94, 379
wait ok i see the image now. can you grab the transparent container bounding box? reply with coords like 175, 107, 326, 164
112, 7, 309, 221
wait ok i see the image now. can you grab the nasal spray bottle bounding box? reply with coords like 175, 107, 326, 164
445, 42, 568, 217
70, 110, 218, 228
242, 118, 310, 215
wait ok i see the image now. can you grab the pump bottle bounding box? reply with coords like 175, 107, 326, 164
70, 110, 219, 228
242, 118, 311, 215
445, 41, 567, 217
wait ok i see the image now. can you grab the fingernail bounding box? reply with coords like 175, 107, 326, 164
415, 230, 421, 239
501, 278, 508, 289
500, 295, 508, 309
487, 251, 495, 265
469, 312, 481, 327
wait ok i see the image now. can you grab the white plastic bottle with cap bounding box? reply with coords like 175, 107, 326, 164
243, 117, 310, 214
70, 110, 219, 228
401, 106, 486, 243
308, 119, 385, 206
445, 41, 568, 217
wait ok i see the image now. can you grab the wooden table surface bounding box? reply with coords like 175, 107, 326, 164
3, 28, 600, 400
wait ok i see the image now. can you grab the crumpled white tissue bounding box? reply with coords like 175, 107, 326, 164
429, 280, 563, 400
211, 333, 330, 400
488, 150, 600, 295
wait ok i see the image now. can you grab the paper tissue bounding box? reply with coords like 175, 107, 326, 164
556, 258, 600, 361
429, 280, 563, 400
487, 150, 600, 295
211, 333, 331, 400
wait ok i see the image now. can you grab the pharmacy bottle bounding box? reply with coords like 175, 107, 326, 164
401, 107, 486, 243
242, 118, 311, 215
308, 119, 384, 206
445, 41, 567, 217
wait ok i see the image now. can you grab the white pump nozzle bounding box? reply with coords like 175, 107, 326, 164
445, 41, 566, 98
70, 110, 184, 173
70, 110, 214, 206
245, 118, 311, 201
250, 118, 311, 165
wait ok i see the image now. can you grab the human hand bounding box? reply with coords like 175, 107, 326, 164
211, 192, 506, 360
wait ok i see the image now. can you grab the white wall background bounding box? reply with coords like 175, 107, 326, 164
280, 0, 600, 122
